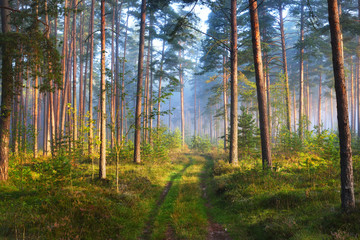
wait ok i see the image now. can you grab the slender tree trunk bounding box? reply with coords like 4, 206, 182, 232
327, 0, 355, 212
223, 54, 228, 150
179, 49, 185, 146
293, 87, 296, 131
12, 57, 21, 155
318, 73, 322, 129
58, 0, 69, 140
149, 38, 154, 143
73, 0, 78, 147
110, 1, 115, 148
99, 0, 106, 179
229, 0, 238, 165
358, 56, 360, 137
79, 6, 84, 137
34, 67, 39, 158
133, 0, 147, 163
331, 88, 334, 129
60, 36, 73, 141
115, 0, 122, 144
351, 57, 355, 132
249, 0, 272, 169
169, 96, 171, 131
143, 22, 152, 143
157, 36, 165, 130
358, 0, 360, 137
0, 0, 12, 181
23, 70, 29, 153
88, 0, 95, 156
194, 78, 197, 136
279, 4, 291, 131
299, 1, 305, 138
306, 64, 310, 130
120, 12, 129, 141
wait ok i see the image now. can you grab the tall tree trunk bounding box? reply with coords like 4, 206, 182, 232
115, 0, 121, 144
157, 36, 165, 130
279, 4, 291, 132
293, 87, 296, 131
357, 0, 360, 137
88, 0, 95, 156
306, 64, 310, 130
249, 0, 272, 169
331, 88, 334, 129
99, 0, 106, 179
223, 54, 228, 150
299, 1, 305, 138
60, 36, 73, 142
0, 0, 12, 181
58, 0, 69, 141
327, 0, 355, 212
110, 1, 116, 148
79, 5, 84, 138
169, 96, 171, 131
120, 12, 129, 141
12, 56, 21, 155
143, 22, 152, 142
73, 0, 78, 147
229, 0, 238, 165
318, 73, 322, 130
351, 57, 354, 132
149, 39, 154, 143
179, 49, 185, 146
133, 0, 147, 163
34, 68, 39, 158
194, 78, 197, 136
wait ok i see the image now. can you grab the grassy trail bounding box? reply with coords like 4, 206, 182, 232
146, 153, 230, 240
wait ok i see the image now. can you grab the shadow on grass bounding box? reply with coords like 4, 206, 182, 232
141, 158, 193, 240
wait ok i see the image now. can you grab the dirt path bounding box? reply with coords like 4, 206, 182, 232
201, 179, 231, 240
141, 154, 230, 240
141, 160, 192, 240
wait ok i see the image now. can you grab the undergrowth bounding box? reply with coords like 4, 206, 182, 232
204, 148, 360, 240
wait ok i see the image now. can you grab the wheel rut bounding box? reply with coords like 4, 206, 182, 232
141, 159, 192, 240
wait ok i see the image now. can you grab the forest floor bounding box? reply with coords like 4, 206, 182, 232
1, 150, 360, 239
0, 152, 229, 240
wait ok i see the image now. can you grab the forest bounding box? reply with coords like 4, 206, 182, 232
0, 0, 359, 239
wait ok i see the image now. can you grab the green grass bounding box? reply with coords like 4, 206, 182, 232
0, 153, 186, 239
203, 151, 360, 240
151, 154, 208, 240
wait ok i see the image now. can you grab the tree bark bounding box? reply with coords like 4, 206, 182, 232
157, 36, 165, 130
249, 0, 272, 169
229, 0, 238, 165
318, 73, 322, 130
350, 57, 354, 132
88, 0, 95, 156
293, 87, 296, 131
0, 0, 12, 181
58, 0, 69, 141
99, 0, 106, 179
299, 1, 305, 138
358, 0, 360, 137
133, 0, 147, 163
120, 12, 129, 141
194, 78, 197, 136
223, 54, 228, 150
143, 22, 152, 143
179, 49, 185, 146
34, 67, 39, 158
327, 0, 355, 212
279, 3, 291, 132
73, 0, 78, 147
